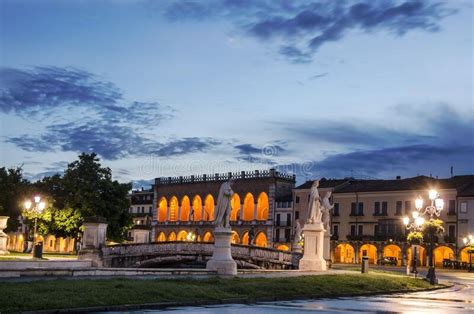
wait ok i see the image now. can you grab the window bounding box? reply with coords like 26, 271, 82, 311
295, 196, 300, 204
276, 214, 281, 226
275, 229, 280, 241
404, 201, 411, 214
460, 201, 468, 213
358, 202, 364, 216
350, 225, 356, 236
333, 225, 339, 236
333, 203, 340, 216
448, 200, 456, 215
374, 225, 379, 236
149, 206, 152, 212
358, 225, 363, 236
295, 211, 299, 220
285, 228, 291, 242
396, 201, 402, 215
382, 202, 388, 215
448, 225, 455, 238
374, 202, 380, 215
351, 202, 357, 215
286, 213, 291, 226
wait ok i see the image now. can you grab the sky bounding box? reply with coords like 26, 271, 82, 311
0, 0, 473, 188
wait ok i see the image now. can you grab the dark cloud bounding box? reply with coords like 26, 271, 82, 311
7, 122, 220, 160
2, 66, 216, 160
162, 0, 454, 63
0, 66, 121, 114
234, 144, 262, 155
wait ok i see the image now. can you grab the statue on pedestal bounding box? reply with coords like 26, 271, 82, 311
214, 179, 234, 229
307, 180, 322, 224
321, 191, 334, 232
294, 219, 302, 245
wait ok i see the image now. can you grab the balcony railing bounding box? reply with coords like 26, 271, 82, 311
443, 235, 456, 243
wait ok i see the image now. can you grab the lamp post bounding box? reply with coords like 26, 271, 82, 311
415, 190, 444, 285
463, 234, 473, 272
403, 211, 425, 277
24, 195, 46, 258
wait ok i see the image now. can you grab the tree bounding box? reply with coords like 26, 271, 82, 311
0, 167, 30, 232
62, 153, 132, 241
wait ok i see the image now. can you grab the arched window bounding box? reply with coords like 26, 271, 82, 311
168, 231, 176, 241
180, 196, 191, 221
359, 244, 377, 264
177, 230, 188, 241
242, 193, 255, 221
230, 193, 241, 221
255, 232, 267, 247
157, 197, 167, 222
257, 192, 269, 220
383, 244, 401, 266
335, 243, 355, 263
241, 231, 249, 245
231, 231, 240, 244
192, 195, 203, 221
202, 231, 214, 242
277, 244, 289, 251
156, 232, 166, 242
169, 196, 178, 221
433, 246, 455, 267
204, 194, 215, 221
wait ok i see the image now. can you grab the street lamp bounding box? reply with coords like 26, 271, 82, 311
463, 234, 473, 272
415, 189, 444, 285
403, 211, 425, 277
24, 195, 46, 258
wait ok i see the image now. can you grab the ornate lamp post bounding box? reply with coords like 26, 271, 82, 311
403, 211, 425, 277
415, 189, 444, 285
463, 234, 473, 272
24, 195, 46, 258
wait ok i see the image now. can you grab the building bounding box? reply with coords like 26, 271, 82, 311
128, 188, 153, 243
151, 169, 295, 249
293, 175, 474, 267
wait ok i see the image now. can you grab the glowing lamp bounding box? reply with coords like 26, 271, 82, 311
412, 211, 419, 219
415, 198, 423, 210
464, 238, 468, 244
403, 216, 409, 225
428, 190, 438, 201
24, 200, 32, 210
415, 216, 425, 227
34, 195, 41, 204
435, 198, 444, 210
38, 202, 46, 211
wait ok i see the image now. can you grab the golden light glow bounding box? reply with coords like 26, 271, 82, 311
158, 198, 167, 222
256, 192, 269, 221
334, 243, 355, 263
24, 200, 32, 210
412, 211, 419, 219
203, 194, 213, 221
169, 196, 178, 221
415, 216, 425, 227
403, 216, 409, 225
415, 197, 423, 210
255, 232, 267, 247
242, 193, 255, 221
180, 196, 190, 221
34, 195, 41, 203
230, 193, 241, 221
168, 231, 176, 241
428, 189, 438, 201
38, 202, 46, 211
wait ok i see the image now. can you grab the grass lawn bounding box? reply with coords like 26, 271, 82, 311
0, 252, 77, 260
0, 273, 440, 312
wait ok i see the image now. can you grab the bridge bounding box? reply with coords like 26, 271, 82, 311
101, 241, 302, 269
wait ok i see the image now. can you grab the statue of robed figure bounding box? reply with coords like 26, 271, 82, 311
307, 180, 322, 224
214, 179, 234, 229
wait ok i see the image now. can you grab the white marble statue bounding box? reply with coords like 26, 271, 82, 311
293, 219, 302, 245
321, 191, 334, 232
214, 179, 234, 228
307, 180, 322, 224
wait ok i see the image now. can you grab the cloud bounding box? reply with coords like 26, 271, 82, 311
308, 72, 328, 80
0, 66, 121, 114
7, 122, 220, 160
162, 0, 455, 63
2, 66, 220, 160
234, 144, 262, 155
132, 179, 154, 190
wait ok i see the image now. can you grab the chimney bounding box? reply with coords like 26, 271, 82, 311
396, 176, 401, 180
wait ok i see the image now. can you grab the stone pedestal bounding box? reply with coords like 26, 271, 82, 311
292, 243, 303, 253
299, 222, 327, 271
206, 227, 237, 275
323, 233, 331, 263
0, 216, 9, 255
78, 217, 107, 267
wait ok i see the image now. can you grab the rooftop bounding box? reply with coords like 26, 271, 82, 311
295, 175, 474, 194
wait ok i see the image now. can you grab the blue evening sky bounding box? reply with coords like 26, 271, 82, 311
0, 0, 472, 187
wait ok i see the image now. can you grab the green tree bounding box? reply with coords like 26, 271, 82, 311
62, 153, 132, 241
0, 167, 30, 232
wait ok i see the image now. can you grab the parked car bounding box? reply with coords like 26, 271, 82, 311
378, 256, 397, 266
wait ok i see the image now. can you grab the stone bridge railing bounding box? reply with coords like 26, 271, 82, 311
101, 241, 302, 269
